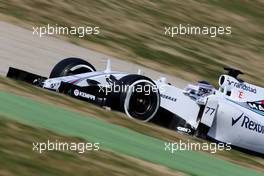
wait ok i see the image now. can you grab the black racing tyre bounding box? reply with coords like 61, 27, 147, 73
194, 123, 209, 139
49, 57, 96, 78
110, 74, 160, 122
168, 116, 187, 130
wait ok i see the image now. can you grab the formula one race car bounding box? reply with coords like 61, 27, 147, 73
6, 57, 264, 154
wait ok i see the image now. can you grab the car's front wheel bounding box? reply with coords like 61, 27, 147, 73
49, 57, 96, 78
109, 75, 160, 122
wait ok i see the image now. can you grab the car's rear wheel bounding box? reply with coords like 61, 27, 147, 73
49, 57, 96, 78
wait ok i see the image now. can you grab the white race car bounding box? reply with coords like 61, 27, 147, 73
7, 57, 264, 155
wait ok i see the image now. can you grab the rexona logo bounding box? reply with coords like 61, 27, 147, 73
227, 79, 257, 94
73, 89, 95, 101
232, 113, 264, 135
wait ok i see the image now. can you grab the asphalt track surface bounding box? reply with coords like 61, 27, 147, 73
0, 92, 263, 176
0, 21, 188, 88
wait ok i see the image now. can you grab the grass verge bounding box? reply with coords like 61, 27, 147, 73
0, 77, 263, 175
0, 117, 184, 176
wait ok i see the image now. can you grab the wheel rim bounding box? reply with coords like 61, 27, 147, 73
124, 80, 160, 122
129, 91, 152, 115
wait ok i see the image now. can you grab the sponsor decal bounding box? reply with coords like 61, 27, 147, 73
160, 94, 177, 102
228, 99, 264, 116
227, 79, 257, 94
247, 100, 264, 113
73, 89, 95, 101
176, 127, 192, 134
238, 91, 244, 98
49, 82, 60, 89
232, 113, 264, 135
232, 113, 243, 126
74, 89, 80, 96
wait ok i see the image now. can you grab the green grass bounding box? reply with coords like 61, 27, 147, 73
0, 0, 263, 85
0, 117, 184, 176
0, 92, 263, 176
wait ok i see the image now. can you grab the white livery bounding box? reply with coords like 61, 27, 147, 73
7, 57, 264, 154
